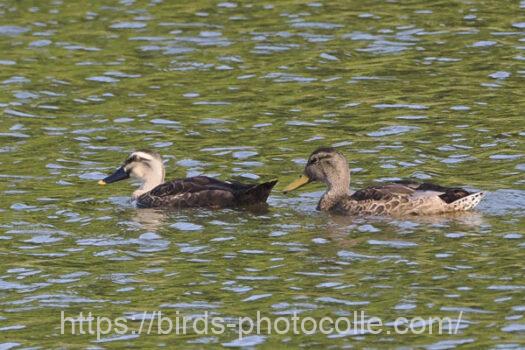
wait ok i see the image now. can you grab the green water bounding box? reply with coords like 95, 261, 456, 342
1, 0, 524, 348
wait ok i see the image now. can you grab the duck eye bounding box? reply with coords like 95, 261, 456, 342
124, 155, 138, 166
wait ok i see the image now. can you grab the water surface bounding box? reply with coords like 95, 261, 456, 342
0, 0, 524, 348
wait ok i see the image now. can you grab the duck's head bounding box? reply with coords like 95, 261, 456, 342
98, 150, 165, 198
283, 147, 351, 194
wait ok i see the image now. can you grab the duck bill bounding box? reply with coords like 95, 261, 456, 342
98, 166, 130, 185
283, 175, 310, 194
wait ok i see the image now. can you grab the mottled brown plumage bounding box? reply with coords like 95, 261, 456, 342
99, 150, 277, 209
284, 147, 485, 216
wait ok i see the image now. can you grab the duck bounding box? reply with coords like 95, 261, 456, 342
98, 149, 277, 209
283, 147, 485, 216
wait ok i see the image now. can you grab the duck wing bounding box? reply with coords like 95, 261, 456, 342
177, 176, 254, 192
350, 183, 415, 201
351, 181, 473, 204
392, 180, 472, 204
137, 176, 236, 208
138, 176, 277, 208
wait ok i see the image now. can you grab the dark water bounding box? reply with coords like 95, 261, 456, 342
0, 0, 524, 348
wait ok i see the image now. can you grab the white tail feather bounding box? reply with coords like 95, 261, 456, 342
447, 192, 485, 211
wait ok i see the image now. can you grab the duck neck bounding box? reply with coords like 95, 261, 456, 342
132, 165, 165, 200
318, 172, 351, 211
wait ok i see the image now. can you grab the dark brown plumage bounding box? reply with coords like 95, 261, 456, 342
137, 176, 277, 209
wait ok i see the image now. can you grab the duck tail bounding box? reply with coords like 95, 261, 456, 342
446, 191, 486, 211
236, 180, 278, 204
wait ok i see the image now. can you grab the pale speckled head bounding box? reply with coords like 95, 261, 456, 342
99, 149, 165, 198
283, 147, 351, 194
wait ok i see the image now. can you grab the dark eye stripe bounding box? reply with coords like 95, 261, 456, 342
124, 156, 136, 165
124, 155, 150, 165
308, 154, 331, 165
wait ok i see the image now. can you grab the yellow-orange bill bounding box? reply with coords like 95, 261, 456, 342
283, 175, 310, 194
98, 180, 106, 185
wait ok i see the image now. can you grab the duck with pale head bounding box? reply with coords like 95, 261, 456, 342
98, 150, 277, 209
